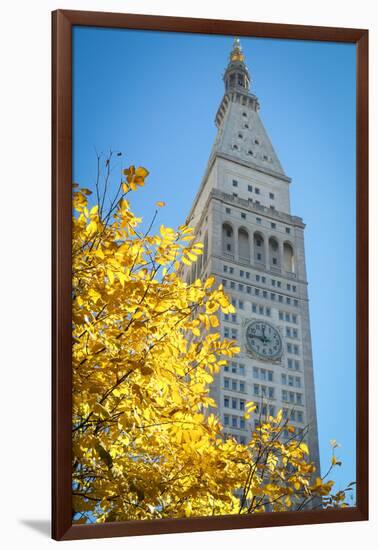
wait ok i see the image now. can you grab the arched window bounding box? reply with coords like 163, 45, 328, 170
269, 237, 280, 269
253, 232, 265, 265
283, 242, 295, 273
238, 228, 250, 264
222, 223, 234, 257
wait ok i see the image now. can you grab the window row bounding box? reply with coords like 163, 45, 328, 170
279, 311, 298, 324
286, 327, 299, 339
254, 404, 276, 418
283, 408, 304, 423
281, 374, 302, 388
224, 414, 246, 430
223, 396, 246, 411
224, 208, 292, 235
224, 362, 245, 376
221, 279, 299, 307
223, 327, 238, 339
287, 343, 300, 355
223, 265, 296, 292
288, 358, 301, 371
253, 367, 274, 382
224, 377, 246, 393
253, 384, 275, 399
282, 390, 303, 405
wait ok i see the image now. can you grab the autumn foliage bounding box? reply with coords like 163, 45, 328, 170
72, 157, 350, 523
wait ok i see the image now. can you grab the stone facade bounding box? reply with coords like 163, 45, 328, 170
182, 38, 320, 479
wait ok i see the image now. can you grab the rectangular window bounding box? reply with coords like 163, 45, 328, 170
293, 329, 298, 338
255, 188, 260, 195
288, 375, 294, 387
230, 282, 235, 289
252, 303, 257, 313
271, 293, 275, 300
285, 313, 290, 322
297, 411, 303, 423
288, 358, 293, 370
224, 397, 229, 408
231, 314, 237, 323
294, 299, 299, 307
272, 258, 277, 265
271, 222, 276, 229
278, 295, 283, 303
239, 400, 245, 411
269, 405, 275, 416
281, 374, 287, 385
268, 370, 273, 382
285, 227, 291, 234
263, 290, 267, 298
232, 179, 238, 187
222, 279, 227, 287
255, 288, 260, 296
229, 267, 234, 274
256, 275, 260, 282
224, 314, 229, 322
286, 327, 291, 337
246, 272, 250, 279
261, 386, 267, 397
266, 307, 271, 317
226, 244, 231, 251
223, 265, 228, 272
287, 343, 292, 353
226, 207, 231, 214
271, 279, 276, 286
287, 284, 291, 291
241, 212, 246, 219
259, 306, 264, 315
254, 384, 260, 396
295, 360, 300, 371
286, 297, 291, 304
239, 364, 245, 376
238, 284, 244, 292
224, 328, 230, 338
269, 192, 275, 199
232, 398, 237, 409
246, 286, 251, 294
268, 387, 274, 398
232, 380, 237, 391
295, 377, 301, 388
257, 253, 262, 261
231, 362, 237, 374
260, 369, 266, 381
240, 270, 244, 277
224, 378, 230, 389
248, 185, 253, 192
296, 393, 302, 405
253, 367, 259, 379
282, 390, 288, 402
292, 285, 297, 292
232, 193, 238, 198
292, 314, 297, 324
289, 392, 295, 404
262, 277, 266, 283
239, 382, 245, 393
294, 344, 299, 355
232, 416, 238, 428
239, 300, 244, 309
231, 329, 238, 339
240, 418, 246, 430
279, 311, 284, 320
224, 415, 230, 426
277, 281, 281, 288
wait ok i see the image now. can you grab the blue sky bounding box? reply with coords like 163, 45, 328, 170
73, 27, 356, 499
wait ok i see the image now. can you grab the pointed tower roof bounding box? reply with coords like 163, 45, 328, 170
212, 38, 287, 180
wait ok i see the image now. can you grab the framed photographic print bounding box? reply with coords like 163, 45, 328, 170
52, 10, 368, 541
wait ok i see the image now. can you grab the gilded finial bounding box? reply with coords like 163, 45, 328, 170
230, 37, 244, 62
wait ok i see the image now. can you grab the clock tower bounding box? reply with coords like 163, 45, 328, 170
183, 38, 320, 478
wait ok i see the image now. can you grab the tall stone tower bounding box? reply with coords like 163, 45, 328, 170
183, 38, 320, 475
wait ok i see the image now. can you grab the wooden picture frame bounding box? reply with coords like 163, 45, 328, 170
52, 9, 368, 541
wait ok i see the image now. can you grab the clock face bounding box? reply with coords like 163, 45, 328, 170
245, 320, 283, 360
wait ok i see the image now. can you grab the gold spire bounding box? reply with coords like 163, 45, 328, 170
230, 37, 245, 62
